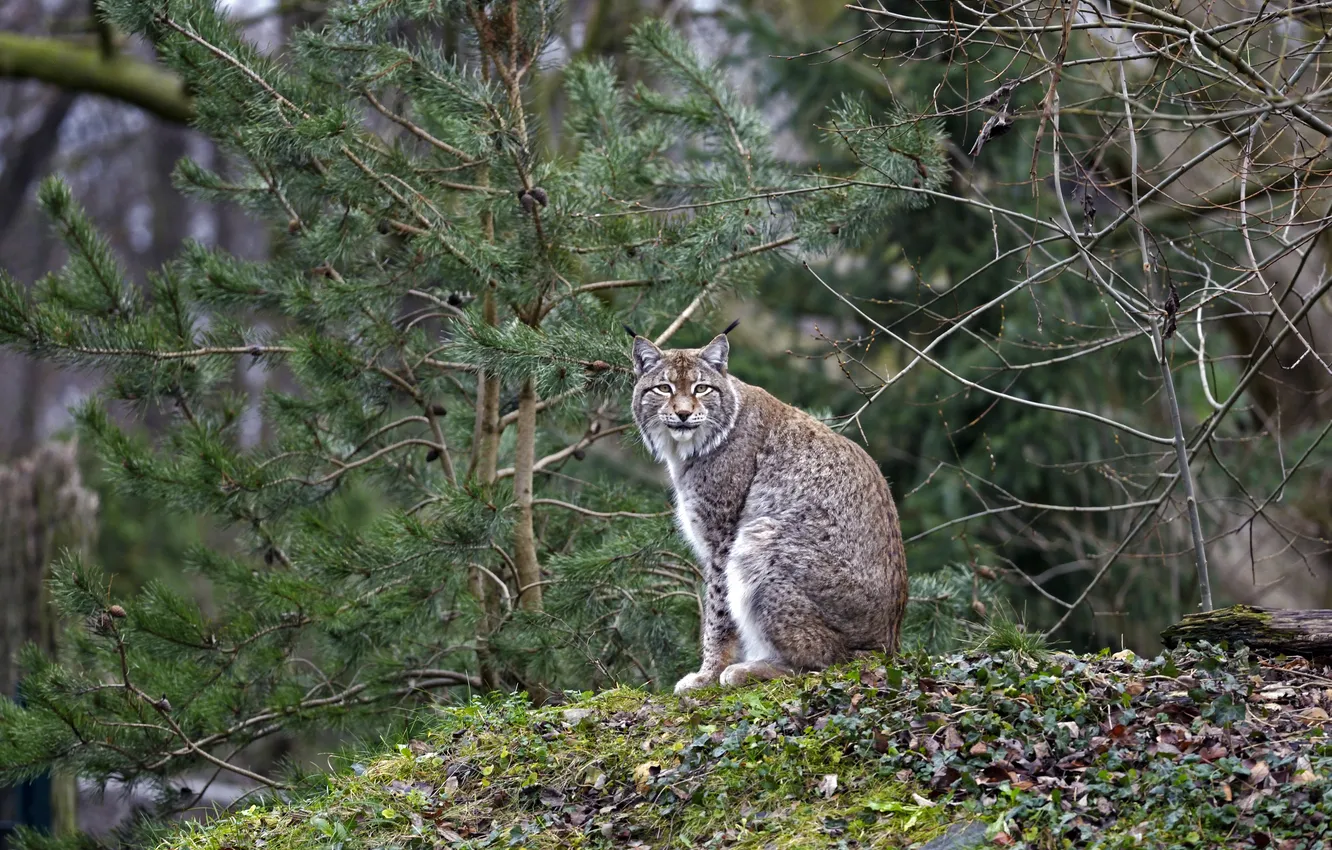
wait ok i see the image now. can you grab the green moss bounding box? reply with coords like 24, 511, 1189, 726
165, 646, 1332, 850
1161, 604, 1273, 646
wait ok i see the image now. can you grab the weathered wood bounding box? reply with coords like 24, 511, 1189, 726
1161, 604, 1332, 655
0, 441, 98, 835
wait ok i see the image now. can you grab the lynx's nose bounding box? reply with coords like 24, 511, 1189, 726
675, 410, 691, 422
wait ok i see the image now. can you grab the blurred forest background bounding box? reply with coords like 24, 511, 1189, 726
2, 0, 1331, 840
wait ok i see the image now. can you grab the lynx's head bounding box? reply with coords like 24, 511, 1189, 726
629, 332, 740, 463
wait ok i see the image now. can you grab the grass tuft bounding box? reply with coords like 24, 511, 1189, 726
967, 609, 1052, 663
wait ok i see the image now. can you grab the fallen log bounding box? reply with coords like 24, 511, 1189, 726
1161, 605, 1332, 655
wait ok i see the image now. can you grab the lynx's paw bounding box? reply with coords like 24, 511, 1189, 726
719, 659, 792, 688
673, 670, 717, 695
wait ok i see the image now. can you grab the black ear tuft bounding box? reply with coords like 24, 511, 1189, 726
722, 319, 740, 336
623, 324, 638, 338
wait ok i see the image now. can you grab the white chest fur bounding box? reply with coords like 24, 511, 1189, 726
724, 523, 778, 662
673, 489, 711, 565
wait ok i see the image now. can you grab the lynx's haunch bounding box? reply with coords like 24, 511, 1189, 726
629, 331, 909, 694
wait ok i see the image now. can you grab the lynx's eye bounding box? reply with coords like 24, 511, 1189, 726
652, 383, 672, 395
694, 384, 714, 396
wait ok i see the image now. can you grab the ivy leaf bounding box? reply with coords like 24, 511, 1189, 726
1208, 693, 1247, 727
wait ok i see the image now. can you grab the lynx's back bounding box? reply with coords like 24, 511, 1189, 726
629, 331, 908, 692
735, 385, 907, 651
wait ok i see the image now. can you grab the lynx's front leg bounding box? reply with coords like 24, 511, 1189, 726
674, 579, 739, 694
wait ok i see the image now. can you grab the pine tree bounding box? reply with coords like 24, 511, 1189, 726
0, 0, 949, 829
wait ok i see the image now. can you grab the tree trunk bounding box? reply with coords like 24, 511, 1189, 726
512, 377, 542, 614
0, 441, 98, 835
1162, 605, 1332, 656
466, 167, 502, 691
0, 91, 76, 244
511, 377, 549, 705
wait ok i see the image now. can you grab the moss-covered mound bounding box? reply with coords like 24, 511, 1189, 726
171, 645, 1332, 850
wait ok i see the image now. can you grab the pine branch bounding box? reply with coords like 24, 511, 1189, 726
496, 422, 634, 478
532, 499, 671, 520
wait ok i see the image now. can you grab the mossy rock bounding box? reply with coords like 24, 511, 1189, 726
170, 646, 1332, 850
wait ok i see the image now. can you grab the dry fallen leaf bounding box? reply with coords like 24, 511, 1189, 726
943, 725, 964, 751
872, 730, 892, 753
1199, 744, 1227, 762
437, 826, 464, 843
817, 773, 838, 798
1248, 760, 1272, 785
633, 762, 661, 794
968, 110, 1014, 158
1301, 706, 1330, 724
1294, 756, 1319, 785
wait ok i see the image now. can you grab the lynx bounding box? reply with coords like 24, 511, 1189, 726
629, 328, 909, 694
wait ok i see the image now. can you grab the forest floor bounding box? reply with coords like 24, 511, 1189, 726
172, 643, 1332, 849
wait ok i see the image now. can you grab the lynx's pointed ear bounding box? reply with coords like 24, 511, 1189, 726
631, 336, 663, 375
700, 333, 729, 374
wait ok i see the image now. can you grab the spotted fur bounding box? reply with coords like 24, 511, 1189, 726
630, 333, 909, 694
